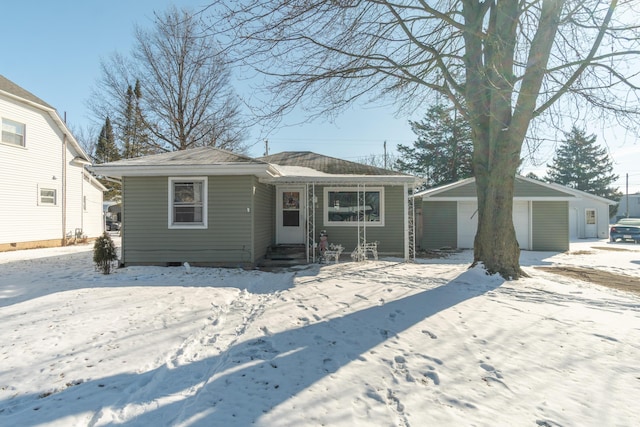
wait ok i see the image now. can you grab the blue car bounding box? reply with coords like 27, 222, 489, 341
610, 218, 640, 243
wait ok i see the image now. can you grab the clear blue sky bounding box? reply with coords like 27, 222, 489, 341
2, 1, 639, 192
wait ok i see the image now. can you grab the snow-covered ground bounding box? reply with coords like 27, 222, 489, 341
1, 238, 639, 426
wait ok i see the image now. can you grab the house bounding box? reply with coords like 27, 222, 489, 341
0, 75, 106, 251
613, 193, 640, 221
415, 176, 615, 252
90, 148, 420, 267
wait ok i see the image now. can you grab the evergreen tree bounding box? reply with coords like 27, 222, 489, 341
94, 117, 120, 163
93, 232, 119, 274
94, 117, 121, 200
546, 127, 621, 216
395, 104, 473, 189
121, 80, 150, 158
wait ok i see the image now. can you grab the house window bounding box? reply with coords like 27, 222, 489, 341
39, 188, 57, 206
2, 118, 26, 146
168, 177, 207, 229
586, 209, 596, 225
324, 187, 384, 226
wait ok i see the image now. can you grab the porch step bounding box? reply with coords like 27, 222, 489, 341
259, 244, 308, 267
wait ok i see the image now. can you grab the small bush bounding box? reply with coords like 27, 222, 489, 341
93, 232, 119, 274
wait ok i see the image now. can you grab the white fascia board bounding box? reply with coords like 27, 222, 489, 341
413, 177, 475, 197
421, 196, 577, 202
84, 170, 108, 191
89, 163, 279, 178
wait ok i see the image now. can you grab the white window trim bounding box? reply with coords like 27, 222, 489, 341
38, 186, 57, 206
323, 186, 385, 227
1, 117, 26, 147
168, 177, 208, 229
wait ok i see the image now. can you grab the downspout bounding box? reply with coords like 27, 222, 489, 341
81, 169, 84, 233
62, 133, 67, 245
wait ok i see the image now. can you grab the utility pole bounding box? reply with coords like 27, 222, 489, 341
264, 139, 269, 156
626, 173, 629, 218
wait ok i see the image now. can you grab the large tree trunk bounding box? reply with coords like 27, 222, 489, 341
473, 145, 525, 279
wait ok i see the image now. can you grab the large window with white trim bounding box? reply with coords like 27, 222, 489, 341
324, 187, 384, 226
168, 177, 207, 229
2, 118, 25, 147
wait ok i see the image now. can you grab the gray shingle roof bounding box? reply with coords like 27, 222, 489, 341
100, 146, 268, 167
259, 151, 406, 176
0, 75, 54, 109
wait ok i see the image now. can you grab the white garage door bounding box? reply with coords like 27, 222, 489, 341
457, 201, 530, 250
457, 202, 478, 249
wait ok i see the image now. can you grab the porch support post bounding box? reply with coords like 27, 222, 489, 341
306, 183, 316, 263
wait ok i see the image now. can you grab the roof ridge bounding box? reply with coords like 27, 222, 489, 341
0, 74, 54, 109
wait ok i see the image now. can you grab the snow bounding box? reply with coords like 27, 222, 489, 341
1, 238, 639, 426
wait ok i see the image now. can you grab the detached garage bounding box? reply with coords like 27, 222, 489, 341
416, 176, 585, 252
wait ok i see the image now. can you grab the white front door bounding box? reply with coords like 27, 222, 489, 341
277, 186, 306, 244
585, 209, 597, 238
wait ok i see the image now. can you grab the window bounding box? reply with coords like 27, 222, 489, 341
39, 188, 57, 206
586, 209, 596, 225
168, 177, 207, 228
2, 118, 25, 146
324, 187, 384, 226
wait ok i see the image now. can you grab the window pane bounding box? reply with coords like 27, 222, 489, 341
283, 192, 300, 209
327, 190, 380, 222
2, 119, 25, 146
283, 210, 300, 226
174, 207, 203, 223
40, 188, 56, 205
172, 180, 204, 225
174, 183, 195, 203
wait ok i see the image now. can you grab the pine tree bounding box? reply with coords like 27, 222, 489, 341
121, 80, 151, 158
121, 85, 135, 159
395, 104, 473, 188
94, 117, 120, 163
94, 117, 121, 200
546, 127, 621, 215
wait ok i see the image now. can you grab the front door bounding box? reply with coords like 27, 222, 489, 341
277, 187, 305, 244
585, 209, 597, 238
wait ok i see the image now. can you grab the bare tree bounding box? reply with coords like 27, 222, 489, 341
207, 0, 640, 278
90, 6, 247, 153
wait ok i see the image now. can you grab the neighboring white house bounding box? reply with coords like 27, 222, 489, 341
614, 193, 640, 221
0, 75, 105, 251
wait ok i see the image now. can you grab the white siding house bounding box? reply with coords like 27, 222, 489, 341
614, 193, 640, 221
0, 75, 105, 251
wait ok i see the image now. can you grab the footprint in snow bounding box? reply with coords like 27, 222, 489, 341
422, 369, 440, 386
421, 330, 438, 339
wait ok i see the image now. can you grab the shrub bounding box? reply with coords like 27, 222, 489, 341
93, 232, 119, 274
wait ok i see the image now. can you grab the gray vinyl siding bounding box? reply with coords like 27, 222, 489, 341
514, 179, 570, 197
252, 179, 275, 260
312, 185, 406, 255
532, 201, 569, 251
122, 175, 256, 265
421, 201, 457, 249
